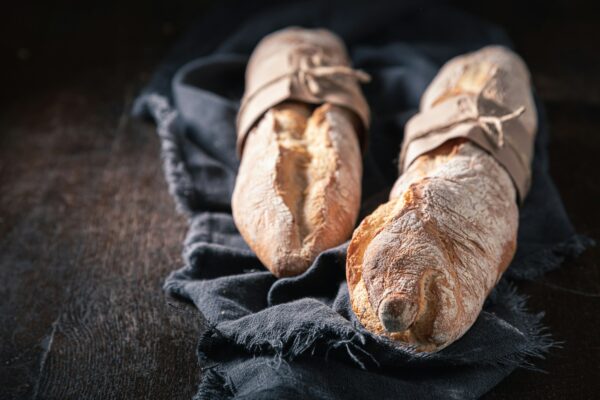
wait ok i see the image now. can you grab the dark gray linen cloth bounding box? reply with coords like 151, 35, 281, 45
133, 1, 593, 398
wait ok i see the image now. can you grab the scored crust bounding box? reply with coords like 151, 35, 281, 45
232, 102, 362, 277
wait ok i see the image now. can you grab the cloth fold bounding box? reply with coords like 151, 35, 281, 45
133, 1, 592, 398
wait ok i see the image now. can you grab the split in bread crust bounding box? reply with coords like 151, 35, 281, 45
233, 102, 362, 277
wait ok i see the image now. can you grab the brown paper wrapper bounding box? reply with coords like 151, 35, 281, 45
236, 27, 370, 156
400, 46, 537, 203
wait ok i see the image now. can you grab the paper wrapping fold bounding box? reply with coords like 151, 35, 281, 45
236, 27, 370, 156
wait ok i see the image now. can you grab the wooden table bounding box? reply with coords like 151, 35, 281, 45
1, 1, 598, 399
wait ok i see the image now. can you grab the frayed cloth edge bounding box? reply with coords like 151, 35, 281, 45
139, 93, 196, 216
192, 282, 557, 399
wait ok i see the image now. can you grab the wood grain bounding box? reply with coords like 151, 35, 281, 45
0, 75, 205, 399
0, 3, 208, 399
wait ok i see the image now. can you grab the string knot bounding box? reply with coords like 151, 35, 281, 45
476, 105, 526, 148
293, 47, 371, 96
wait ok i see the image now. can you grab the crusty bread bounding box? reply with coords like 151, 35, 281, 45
347, 46, 536, 352
233, 101, 362, 277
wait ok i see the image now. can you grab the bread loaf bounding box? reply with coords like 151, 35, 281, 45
347, 46, 537, 352
233, 28, 369, 277
233, 101, 362, 277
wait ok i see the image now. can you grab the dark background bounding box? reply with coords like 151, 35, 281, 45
1, 1, 598, 399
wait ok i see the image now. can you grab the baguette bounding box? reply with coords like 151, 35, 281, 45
233, 28, 369, 277
233, 101, 362, 277
347, 46, 537, 352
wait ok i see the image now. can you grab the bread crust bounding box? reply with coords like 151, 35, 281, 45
233, 102, 362, 277
348, 140, 517, 351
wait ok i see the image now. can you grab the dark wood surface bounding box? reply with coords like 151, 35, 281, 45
1, 1, 598, 399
